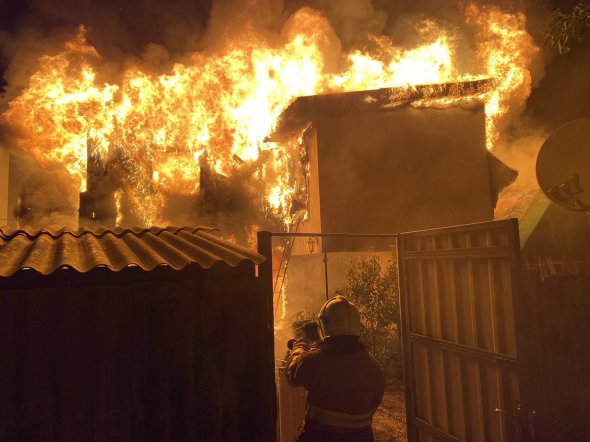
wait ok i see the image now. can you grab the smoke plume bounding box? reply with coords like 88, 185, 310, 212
0, 0, 558, 236
15, 170, 79, 228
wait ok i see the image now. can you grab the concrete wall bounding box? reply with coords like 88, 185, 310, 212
305, 102, 492, 251
289, 128, 326, 256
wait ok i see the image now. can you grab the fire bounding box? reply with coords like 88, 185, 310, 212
466, 5, 540, 149
331, 32, 457, 91
114, 189, 123, 227
1, 4, 539, 229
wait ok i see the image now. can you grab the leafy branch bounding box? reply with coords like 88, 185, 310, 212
545, 3, 590, 54
337, 253, 401, 377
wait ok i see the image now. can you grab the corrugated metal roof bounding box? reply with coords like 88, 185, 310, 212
0, 226, 264, 277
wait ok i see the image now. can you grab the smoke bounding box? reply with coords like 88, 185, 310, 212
3, 0, 211, 55
493, 128, 548, 220
15, 170, 79, 228
291, 0, 387, 49
0, 0, 212, 97
369, 0, 551, 212
0, 0, 560, 233
0, 0, 551, 83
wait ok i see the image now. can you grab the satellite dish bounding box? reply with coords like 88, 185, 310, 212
537, 118, 590, 212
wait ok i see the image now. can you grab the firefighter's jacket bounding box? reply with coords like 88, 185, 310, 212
285, 336, 385, 433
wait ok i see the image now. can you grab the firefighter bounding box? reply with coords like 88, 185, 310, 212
285, 295, 385, 442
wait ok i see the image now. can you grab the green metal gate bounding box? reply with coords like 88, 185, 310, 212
398, 219, 525, 441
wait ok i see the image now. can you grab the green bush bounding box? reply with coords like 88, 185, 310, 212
338, 253, 402, 378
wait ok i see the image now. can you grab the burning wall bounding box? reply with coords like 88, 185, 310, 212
287, 86, 515, 251
0, 0, 545, 241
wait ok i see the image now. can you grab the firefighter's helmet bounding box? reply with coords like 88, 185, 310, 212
318, 295, 361, 337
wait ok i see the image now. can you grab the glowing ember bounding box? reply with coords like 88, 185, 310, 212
0, 4, 539, 228
114, 189, 123, 227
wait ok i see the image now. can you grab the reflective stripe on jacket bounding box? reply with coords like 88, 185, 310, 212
285, 336, 385, 433
307, 405, 377, 430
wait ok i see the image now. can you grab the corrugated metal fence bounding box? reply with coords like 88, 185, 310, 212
398, 219, 523, 442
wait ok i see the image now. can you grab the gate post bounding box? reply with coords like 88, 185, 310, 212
257, 231, 277, 442
397, 235, 417, 442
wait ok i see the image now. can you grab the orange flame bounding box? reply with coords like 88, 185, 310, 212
1, 4, 539, 227
466, 5, 540, 149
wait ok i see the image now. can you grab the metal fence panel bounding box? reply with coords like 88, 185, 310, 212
399, 219, 522, 442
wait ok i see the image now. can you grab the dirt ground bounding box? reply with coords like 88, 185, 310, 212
373, 381, 407, 442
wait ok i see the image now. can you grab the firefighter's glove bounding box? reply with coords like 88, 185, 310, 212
289, 338, 314, 352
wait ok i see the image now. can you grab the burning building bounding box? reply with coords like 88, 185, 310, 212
273, 79, 517, 253
2, 0, 588, 440
0, 1, 540, 239
269, 78, 517, 347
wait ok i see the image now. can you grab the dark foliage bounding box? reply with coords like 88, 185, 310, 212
545, 3, 590, 53
338, 253, 402, 378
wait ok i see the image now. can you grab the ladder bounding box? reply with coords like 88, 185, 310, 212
273, 217, 301, 315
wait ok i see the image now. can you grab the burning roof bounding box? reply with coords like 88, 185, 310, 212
271, 78, 494, 137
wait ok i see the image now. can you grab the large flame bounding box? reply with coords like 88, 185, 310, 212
465, 5, 540, 149
1, 4, 538, 228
